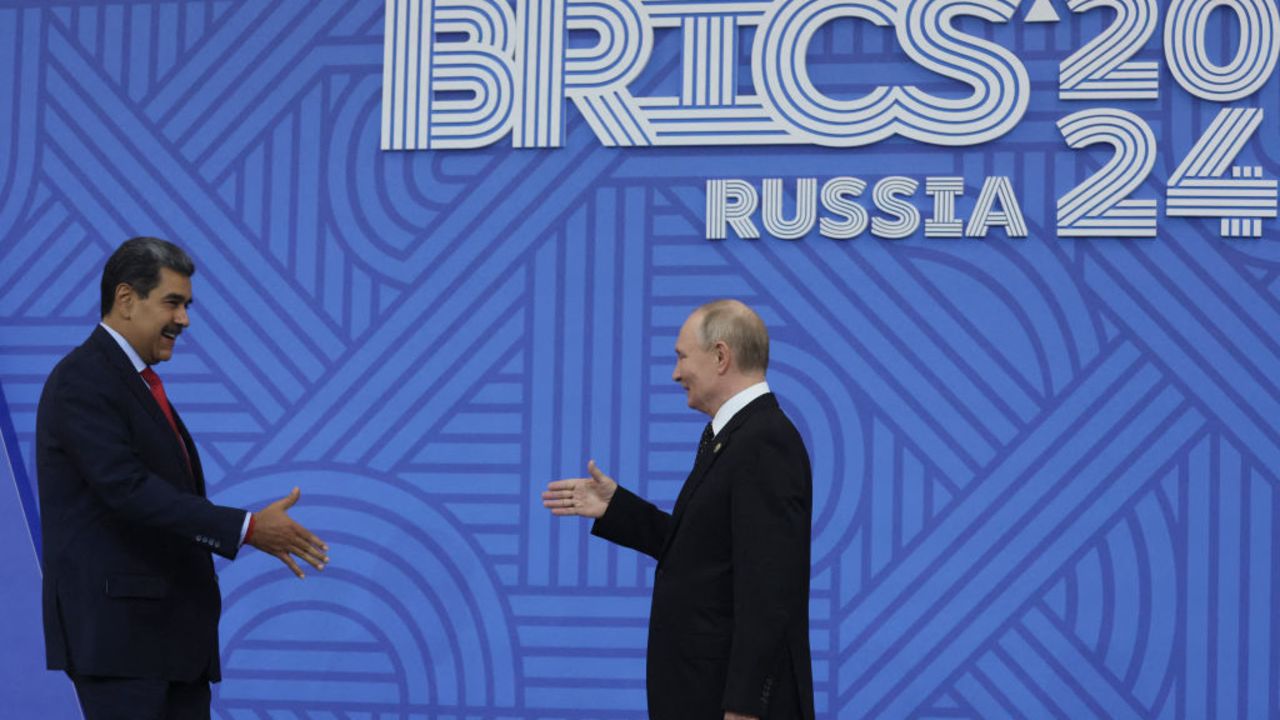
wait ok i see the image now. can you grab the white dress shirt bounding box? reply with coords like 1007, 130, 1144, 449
711, 380, 771, 436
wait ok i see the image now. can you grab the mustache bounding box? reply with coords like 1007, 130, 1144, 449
162, 325, 183, 337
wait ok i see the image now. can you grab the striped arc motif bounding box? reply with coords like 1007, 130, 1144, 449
0, 1, 1277, 718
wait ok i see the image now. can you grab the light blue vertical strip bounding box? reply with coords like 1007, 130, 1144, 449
1247, 468, 1272, 720
1217, 439, 1241, 720
155, 3, 177, 81
1105, 523, 1140, 677
1185, 435, 1211, 720
182, 0, 203, 54
588, 189, 618, 588
0, 378, 36, 551
527, 241, 557, 586
1134, 482, 1177, 708
1074, 548, 1104, 651
901, 447, 922, 546
350, 264, 371, 338
268, 119, 294, 267
558, 217, 587, 586
76, 6, 97, 58
870, 418, 893, 576
295, 85, 321, 296
840, 530, 861, 611
614, 186, 644, 587
0, 8, 16, 208
102, 4, 124, 85
127, 4, 150, 102
243, 143, 264, 236
322, 229, 345, 331
0, 381, 81, 716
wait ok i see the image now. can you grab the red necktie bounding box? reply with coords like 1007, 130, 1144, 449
141, 367, 192, 472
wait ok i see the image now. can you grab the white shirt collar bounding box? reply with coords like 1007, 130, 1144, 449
711, 381, 770, 436
99, 322, 147, 374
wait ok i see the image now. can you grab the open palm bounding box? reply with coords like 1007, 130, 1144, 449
542, 460, 617, 519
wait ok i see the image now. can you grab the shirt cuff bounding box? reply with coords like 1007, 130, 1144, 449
239, 511, 253, 546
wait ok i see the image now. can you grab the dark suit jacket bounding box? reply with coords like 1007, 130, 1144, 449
36, 326, 246, 682
593, 393, 814, 720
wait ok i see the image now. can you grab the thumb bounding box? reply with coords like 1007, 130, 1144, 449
281, 486, 301, 509
587, 460, 606, 482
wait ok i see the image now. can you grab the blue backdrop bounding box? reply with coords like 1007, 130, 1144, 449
1, 0, 1278, 718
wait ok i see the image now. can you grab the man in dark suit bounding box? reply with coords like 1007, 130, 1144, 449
37, 237, 331, 720
543, 300, 814, 720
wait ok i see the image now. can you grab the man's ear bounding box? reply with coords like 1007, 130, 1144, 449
715, 341, 731, 373
114, 283, 135, 319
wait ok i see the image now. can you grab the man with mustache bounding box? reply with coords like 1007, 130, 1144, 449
543, 300, 814, 720
36, 237, 330, 719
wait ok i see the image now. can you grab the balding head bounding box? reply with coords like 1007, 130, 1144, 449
672, 299, 769, 416
694, 299, 769, 374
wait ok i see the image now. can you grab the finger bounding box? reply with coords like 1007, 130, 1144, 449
550, 507, 580, 516
546, 479, 582, 491
301, 530, 328, 552
289, 526, 329, 556
276, 551, 305, 579
293, 545, 327, 571
587, 460, 606, 482
280, 486, 301, 510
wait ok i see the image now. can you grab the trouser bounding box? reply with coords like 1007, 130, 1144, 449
68, 672, 211, 720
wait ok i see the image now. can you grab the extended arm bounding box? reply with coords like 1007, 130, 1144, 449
543, 460, 673, 560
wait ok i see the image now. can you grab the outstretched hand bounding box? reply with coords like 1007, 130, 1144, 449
542, 460, 617, 519
248, 487, 329, 578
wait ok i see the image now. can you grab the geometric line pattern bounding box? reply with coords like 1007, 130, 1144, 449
0, 2, 1277, 718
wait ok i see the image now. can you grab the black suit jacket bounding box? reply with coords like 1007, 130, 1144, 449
36, 326, 246, 681
593, 393, 815, 720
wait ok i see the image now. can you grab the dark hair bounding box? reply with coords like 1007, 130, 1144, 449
100, 237, 196, 317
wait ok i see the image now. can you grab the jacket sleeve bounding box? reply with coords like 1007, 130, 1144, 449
51, 370, 247, 559
723, 431, 810, 716
591, 484, 673, 560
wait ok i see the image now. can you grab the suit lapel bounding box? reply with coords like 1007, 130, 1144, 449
91, 327, 198, 489
658, 393, 779, 564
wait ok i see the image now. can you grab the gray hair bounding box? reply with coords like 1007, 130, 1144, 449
100, 237, 196, 317
695, 299, 769, 373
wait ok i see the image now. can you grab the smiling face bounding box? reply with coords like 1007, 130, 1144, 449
109, 267, 192, 365
671, 311, 723, 416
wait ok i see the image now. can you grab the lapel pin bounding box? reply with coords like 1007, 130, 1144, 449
714, 442, 722, 453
